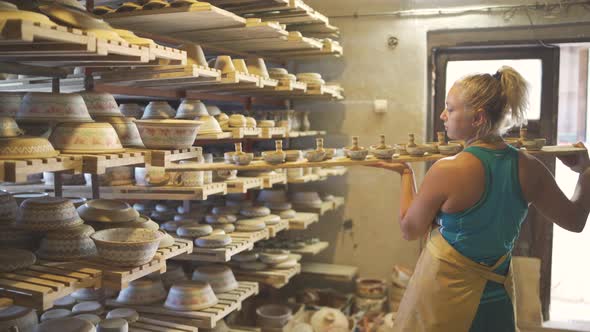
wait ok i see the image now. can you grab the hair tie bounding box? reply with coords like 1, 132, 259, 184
492, 71, 502, 81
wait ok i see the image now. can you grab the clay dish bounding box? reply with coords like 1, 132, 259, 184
205, 213, 237, 224
305, 149, 326, 162
17, 197, 82, 231
176, 223, 212, 238
423, 142, 439, 154
40, 308, 71, 322
236, 218, 266, 232
192, 265, 238, 293
176, 99, 209, 119
91, 228, 163, 266
116, 275, 167, 305
97, 318, 128, 332
240, 206, 270, 217
106, 308, 139, 324
195, 234, 232, 248
0, 136, 58, 159
438, 143, 462, 155
265, 201, 292, 211
198, 115, 223, 135
257, 189, 288, 203
406, 145, 427, 157
232, 251, 258, 263
291, 192, 322, 207
261, 214, 281, 225
49, 122, 124, 154
94, 116, 144, 148
158, 230, 175, 248
268, 68, 288, 76
240, 261, 267, 271
369, 145, 395, 159
134, 119, 203, 149
81, 92, 123, 118
72, 301, 103, 315
164, 281, 218, 311
259, 252, 289, 265
262, 150, 286, 165
278, 209, 296, 219
78, 199, 139, 223
19, 92, 93, 123
141, 101, 175, 119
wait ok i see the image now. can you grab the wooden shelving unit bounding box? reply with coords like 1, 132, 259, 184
226, 177, 264, 194
292, 197, 344, 216
0, 155, 83, 183
267, 219, 290, 237
233, 263, 301, 289
173, 229, 268, 262
109, 182, 228, 201
287, 212, 319, 230
130, 316, 198, 332
77, 151, 147, 174
300, 263, 358, 283
140, 147, 203, 168
292, 241, 329, 256
106, 281, 259, 329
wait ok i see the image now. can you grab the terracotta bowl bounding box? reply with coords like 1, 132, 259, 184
115, 275, 167, 305
0, 136, 58, 159
18, 92, 93, 123
94, 116, 144, 148
37, 224, 97, 260
119, 103, 144, 118
141, 101, 175, 119
176, 99, 209, 119
0, 92, 24, 117
49, 122, 124, 154
81, 92, 123, 118
17, 197, 83, 231
134, 119, 203, 149
164, 281, 218, 311
192, 265, 238, 293
91, 228, 163, 266
78, 199, 139, 223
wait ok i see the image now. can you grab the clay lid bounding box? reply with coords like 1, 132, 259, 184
37, 317, 95, 332
0, 305, 33, 320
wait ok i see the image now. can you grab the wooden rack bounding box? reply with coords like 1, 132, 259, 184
0, 262, 101, 310
109, 182, 228, 201
0, 155, 83, 183
300, 263, 358, 283
78, 151, 147, 174
267, 219, 290, 237
141, 147, 203, 168
130, 316, 198, 332
292, 241, 329, 256
293, 197, 344, 216
288, 212, 319, 230
226, 177, 264, 194
173, 229, 268, 262
106, 281, 259, 329
233, 263, 301, 288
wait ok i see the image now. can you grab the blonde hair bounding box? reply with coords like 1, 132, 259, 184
456, 66, 529, 140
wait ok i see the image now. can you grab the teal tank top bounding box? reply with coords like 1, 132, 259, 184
437, 145, 529, 303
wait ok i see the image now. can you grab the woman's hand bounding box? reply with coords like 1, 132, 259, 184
368, 161, 413, 175
558, 142, 590, 173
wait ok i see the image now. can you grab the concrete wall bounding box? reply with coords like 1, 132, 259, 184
289, 1, 590, 278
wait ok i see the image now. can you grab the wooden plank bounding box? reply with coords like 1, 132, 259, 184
267, 219, 289, 238
291, 241, 328, 256
233, 263, 300, 289
174, 230, 267, 262
110, 182, 227, 201
300, 262, 358, 282
2, 155, 83, 183
226, 177, 264, 193
146, 147, 203, 167
288, 212, 318, 230
77, 151, 147, 174
292, 199, 335, 216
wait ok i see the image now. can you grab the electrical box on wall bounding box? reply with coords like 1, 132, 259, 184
373, 99, 388, 113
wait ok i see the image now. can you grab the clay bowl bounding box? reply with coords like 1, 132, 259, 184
291, 192, 322, 208
256, 304, 293, 328
259, 252, 289, 265
78, 199, 139, 223
115, 275, 167, 305
262, 150, 286, 165
176, 99, 208, 119
240, 206, 270, 217
406, 145, 427, 157
164, 281, 218, 311
195, 234, 232, 248
228, 114, 246, 128
106, 308, 139, 324
119, 103, 144, 118
0, 8, 55, 26
0, 305, 38, 332
37, 224, 97, 260
257, 189, 288, 203
206, 105, 222, 116
285, 150, 303, 162
0, 92, 24, 117
198, 115, 223, 135
142, 101, 175, 119
246, 57, 269, 78
18, 92, 93, 123
438, 143, 462, 155
258, 120, 275, 128
268, 68, 288, 76
235, 219, 266, 232
232, 251, 258, 263
0, 117, 24, 138
0, 136, 58, 160
94, 116, 144, 148
161, 263, 188, 289
0, 190, 17, 223
134, 119, 203, 149
91, 228, 163, 267
81, 92, 123, 118
49, 122, 124, 154
192, 265, 238, 293
0, 225, 34, 250
305, 150, 326, 162
232, 59, 249, 74
72, 301, 103, 315
214, 55, 236, 74
17, 197, 83, 232
345, 147, 369, 160
369, 146, 395, 159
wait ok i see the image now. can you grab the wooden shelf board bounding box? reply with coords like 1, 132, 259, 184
287, 212, 318, 230
225, 127, 262, 139
109, 182, 228, 201
130, 316, 198, 332
267, 219, 289, 237
67, 150, 147, 175
260, 127, 286, 139
196, 132, 234, 140
1, 155, 83, 183
0, 262, 101, 310
332, 196, 345, 210
287, 173, 321, 184
233, 263, 300, 289
291, 241, 329, 256
293, 197, 342, 215
138, 147, 203, 167
166, 145, 586, 172
97, 65, 221, 86
226, 176, 264, 193
173, 229, 267, 262
171, 19, 288, 42
301, 262, 358, 283
106, 281, 259, 329
260, 172, 287, 188
318, 167, 347, 177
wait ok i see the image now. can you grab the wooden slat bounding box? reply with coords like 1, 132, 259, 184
173, 230, 267, 262
288, 212, 318, 230
233, 263, 300, 288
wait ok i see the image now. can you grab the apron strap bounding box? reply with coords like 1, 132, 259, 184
428, 228, 508, 285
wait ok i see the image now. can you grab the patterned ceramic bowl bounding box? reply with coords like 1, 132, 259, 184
119, 103, 144, 118
141, 101, 175, 119
81, 92, 123, 118
0, 190, 17, 223
164, 281, 218, 311
78, 199, 139, 223
18, 92, 93, 123
134, 119, 203, 149
17, 197, 83, 231
49, 122, 124, 154
0, 136, 58, 159
191, 265, 238, 294
115, 275, 167, 305
94, 116, 144, 148
176, 99, 208, 119
37, 224, 97, 261
0, 248, 36, 272
91, 228, 163, 266
0, 225, 34, 249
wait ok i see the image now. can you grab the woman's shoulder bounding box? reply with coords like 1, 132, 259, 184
428, 151, 484, 178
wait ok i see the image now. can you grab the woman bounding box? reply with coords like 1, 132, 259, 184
375, 66, 590, 331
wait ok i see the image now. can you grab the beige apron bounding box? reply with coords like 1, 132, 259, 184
393, 228, 518, 332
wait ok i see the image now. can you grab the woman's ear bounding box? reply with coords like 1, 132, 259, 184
472, 108, 487, 127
